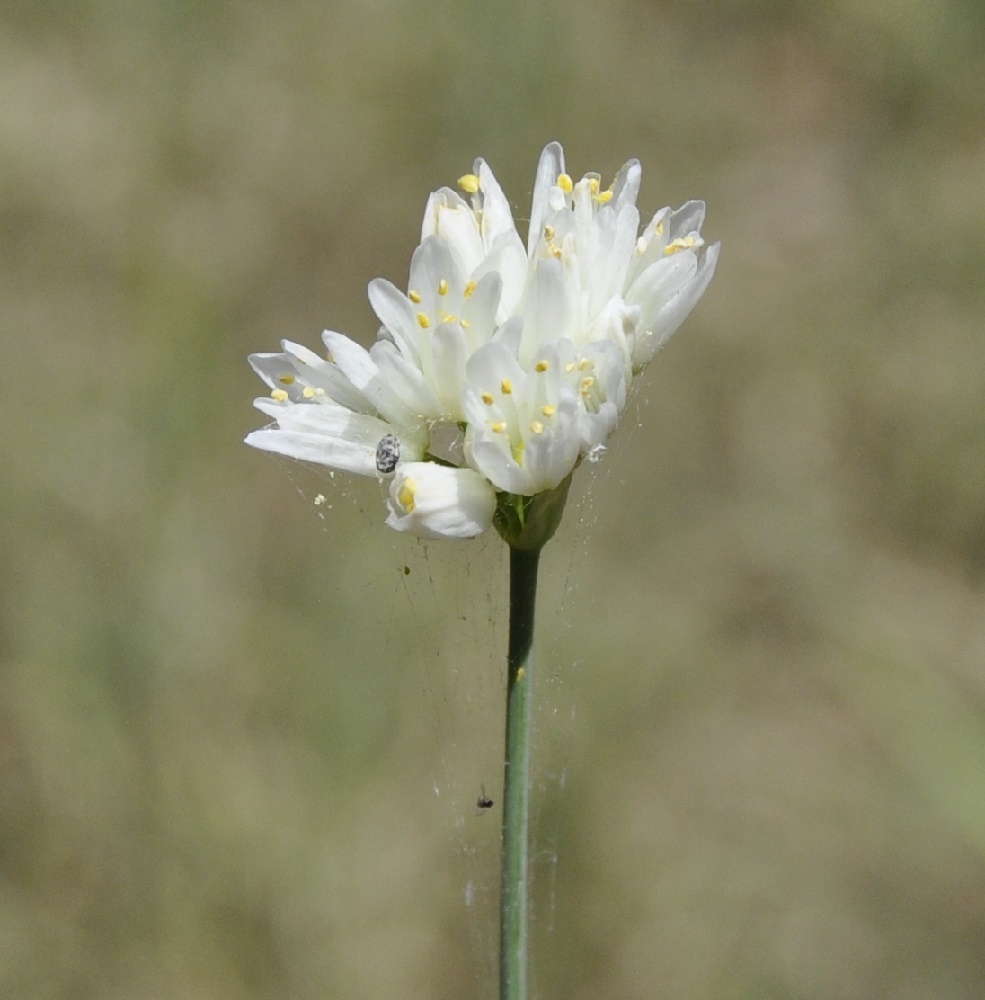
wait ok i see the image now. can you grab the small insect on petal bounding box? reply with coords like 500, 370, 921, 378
375, 432, 401, 475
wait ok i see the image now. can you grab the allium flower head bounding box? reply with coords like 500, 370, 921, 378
247, 142, 719, 543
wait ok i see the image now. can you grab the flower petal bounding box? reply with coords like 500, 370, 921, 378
385, 463, 496, 539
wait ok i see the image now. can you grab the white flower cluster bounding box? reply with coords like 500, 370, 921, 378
246, 142, 719, 540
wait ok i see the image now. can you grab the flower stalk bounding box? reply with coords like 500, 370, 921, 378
501, 544, 541, 1000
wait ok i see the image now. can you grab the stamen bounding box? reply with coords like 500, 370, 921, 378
463, 280, 477, 298
535, 360, 549, 372
438, 279, 449, 296
544, 225, 555, 241
541, 404, 556, 417
408, 289, 422, 304
270, 388, 289, 402
636, 236, 647, 256
278, 374, 295, 385
557, 173, 573, 193
481, 392, 495, 405
458, 174, 480, 194
492, 421, 507, 433
302, 386, 316, 398
500, 379, 513, 395
598, 189, 614, 205
417, 312, 431, 329
529, 421, 545, 435
664, 235, 696, 255
580, 376, 596, 394
397, 480, 416, 512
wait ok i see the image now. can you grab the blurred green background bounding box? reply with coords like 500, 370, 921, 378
3, 0, 985, 997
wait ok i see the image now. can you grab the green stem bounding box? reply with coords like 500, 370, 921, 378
501, 544, 541, 1000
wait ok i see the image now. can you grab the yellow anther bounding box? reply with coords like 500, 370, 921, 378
458, 173, 481, 194
417, 312, 431, 329
463, 280, 477, 298
535, 360, 549, 372
492, 421, 507, 433
578, 358, 592, 371
557, 173, 573, 193
544, 224, 555, 241
302, 386, 316, 398
481, 392, 495, 405
598, 189, 614, 205
664, 235, 696, 255
270, 388, 289, 402
397, 480, 416, 513
565, 362, 575, 373
438, 279, 449, 296
529, 420, 545, 435
580, 376, 596, 393
516, 667, 526, 682
440, 313, 457, 325
541, 404, 556, 417
500, 379, 513, 395
278, 374, 295, 385
461, 318, 471, 329
655, 220, 665, 236
636, 236, 648, 256
409, 289, 422, 304
589, 177, 600, 196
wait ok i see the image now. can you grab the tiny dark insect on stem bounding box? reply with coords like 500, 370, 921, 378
477, 784, 494, 810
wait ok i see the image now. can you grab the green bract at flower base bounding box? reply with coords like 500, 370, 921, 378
493, 475, 573, 551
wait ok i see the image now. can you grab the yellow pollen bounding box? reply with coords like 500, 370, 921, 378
409, 289, 422, 304
481, 392, 495, 405
665, 235, 696, 255
397, 480, 416, 513
580, 376, 596, 393
656, 220, 665, 236
516, 666, 526, 682
278, 374, 295, 385
598, 189, 614, 205
578, 359, 592, 371
565, 362, 575, 373
529, 420, 544, 435
438, 279, 449, 295
458, 173, 481, 194
535, 360, 549, 372
417, 312, 431, 329
463, 280, 477, 298
302, 386, 316, 398
589, 177, 600, 196
500, 379, 513, 395
544, 224, 555, 241
492, 421, 507, 433
541, 404, 556, 417
270, 388, 289, 402
557, 173, 573, 193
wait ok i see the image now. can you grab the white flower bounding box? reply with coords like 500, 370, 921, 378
385, 463, 496, 539
246, 141, 718, 542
